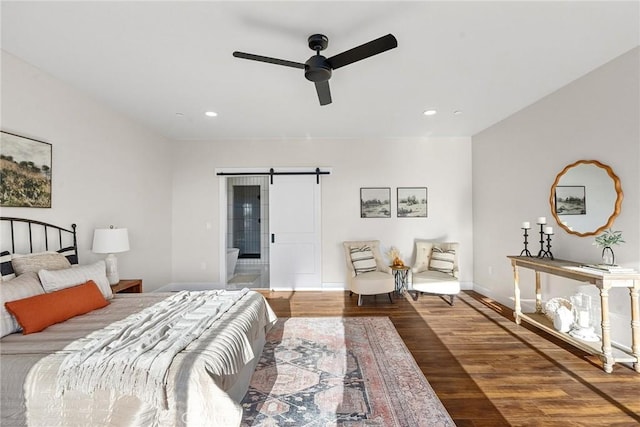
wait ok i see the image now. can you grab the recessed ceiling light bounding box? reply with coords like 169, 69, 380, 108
175, 112, 185, 117
423, 109, 437, 116
205, 111, 218, 117
453, 110, 462, 115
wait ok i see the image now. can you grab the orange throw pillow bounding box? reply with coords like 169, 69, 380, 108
5, 280, 109, 334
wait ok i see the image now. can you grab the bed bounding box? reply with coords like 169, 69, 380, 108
0, 217, 277, 426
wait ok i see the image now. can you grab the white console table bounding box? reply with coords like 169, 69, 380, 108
507, 256, 640, 373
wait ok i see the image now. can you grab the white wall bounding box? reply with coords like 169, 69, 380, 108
473, 47, 639, 348
1, 51, 174, 290
170, 137, 473, 288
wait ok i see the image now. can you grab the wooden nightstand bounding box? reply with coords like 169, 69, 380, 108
111, 279, 143, 294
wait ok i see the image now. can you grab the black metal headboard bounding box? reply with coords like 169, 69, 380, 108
0, 217, 78, 263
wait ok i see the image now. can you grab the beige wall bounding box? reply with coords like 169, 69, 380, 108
1, 51, 174, 290
473, 47, 640, 348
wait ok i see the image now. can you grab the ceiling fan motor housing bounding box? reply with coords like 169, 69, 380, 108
305, 55, 332, 82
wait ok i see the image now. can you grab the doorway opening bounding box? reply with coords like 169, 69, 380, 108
232, 185, 261, 259
226, 176, 269, 288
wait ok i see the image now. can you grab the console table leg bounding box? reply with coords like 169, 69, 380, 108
535, 271, 543, 314
600, 287, 614, 373
630, 282, 640, 372
513, 262, 522, 325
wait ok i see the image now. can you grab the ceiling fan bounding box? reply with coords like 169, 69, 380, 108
233, 33, 398, 106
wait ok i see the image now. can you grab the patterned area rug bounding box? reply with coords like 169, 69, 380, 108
241, 317, 454, 426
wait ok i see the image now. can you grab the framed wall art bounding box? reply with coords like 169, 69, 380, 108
555, 185, 586, 215
0, 131, 52, 208
360, 187, 391, 218
397, 187, 427, 218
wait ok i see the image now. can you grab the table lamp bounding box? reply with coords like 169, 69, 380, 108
92, 226, 130, 285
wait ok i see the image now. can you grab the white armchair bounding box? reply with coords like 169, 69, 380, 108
411, 241, 460, 305
343, 240, 394, 306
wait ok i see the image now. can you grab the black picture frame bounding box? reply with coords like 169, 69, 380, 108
360, 187, 391, 218
555, 185, 586, 215
397, 187, 427, 218
0, 131, 52, 208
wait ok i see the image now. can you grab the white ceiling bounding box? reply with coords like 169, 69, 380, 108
2, 1, 638, 141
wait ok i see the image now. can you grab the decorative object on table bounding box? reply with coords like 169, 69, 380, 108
397, 187, 427, 217
569, 293, 599, 342
593, 228, 624, 266
553, 306, 574, 333
542, 226, 554, 260
0, 131, 52, 208
360, 187, 391, 218
92, 226, 130, 285
536, 219, 554, 260
386, 246, 404, 267
580, 263, 636, 274
519, 221, 532, 256
535, 217, 546, 258
544, 297, 572, 321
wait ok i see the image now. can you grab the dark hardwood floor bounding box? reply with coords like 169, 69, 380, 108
256, 290, 640, 426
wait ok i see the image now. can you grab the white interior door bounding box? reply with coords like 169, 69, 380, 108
269, 174, 321, 289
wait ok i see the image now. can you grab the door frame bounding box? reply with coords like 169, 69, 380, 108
216, 167, 330, 287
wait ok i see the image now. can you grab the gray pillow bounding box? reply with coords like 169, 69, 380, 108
11, 252, 71, 276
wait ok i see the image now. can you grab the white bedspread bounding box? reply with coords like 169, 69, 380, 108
0, 290, 277, 427
57, 289, 251, 409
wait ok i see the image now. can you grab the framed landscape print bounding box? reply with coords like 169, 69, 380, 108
397, 187, 427, 217
360, 187, 391, 218
555, 185, 586, 215
0, 131, 52, 208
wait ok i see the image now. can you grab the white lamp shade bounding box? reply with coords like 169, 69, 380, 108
92, 228, 130, 254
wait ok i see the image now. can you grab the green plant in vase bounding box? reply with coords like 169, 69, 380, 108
593, 229, 624, 266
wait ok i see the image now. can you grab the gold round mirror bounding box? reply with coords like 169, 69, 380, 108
549, 160, 623, 237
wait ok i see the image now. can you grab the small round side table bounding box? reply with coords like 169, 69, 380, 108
390, 265, 410, 294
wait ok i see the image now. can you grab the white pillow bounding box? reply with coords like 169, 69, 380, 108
1, 272, 44, 337
38, 260, 113, 300
11, 252, 71, 276
413, 241, 434, 273
350, 245, 377, 275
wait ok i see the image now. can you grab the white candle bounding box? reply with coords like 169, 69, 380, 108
522, 221, 530, 229
544, 226, 553, 235
537, 217, 546, 224
578, 310, 590, 328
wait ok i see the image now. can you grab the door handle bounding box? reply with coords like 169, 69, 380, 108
271, 234, 275, 243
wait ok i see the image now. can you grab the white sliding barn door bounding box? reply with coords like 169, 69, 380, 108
269, 174, 321, 289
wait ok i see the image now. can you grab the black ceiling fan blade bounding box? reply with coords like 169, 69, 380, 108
327, 34, 397, 70
315, 80, 332, 106
232, 51, 305, 69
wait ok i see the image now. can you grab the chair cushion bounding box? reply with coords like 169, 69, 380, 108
429, 246, 456, 274
349, 245, 377, 275
413, 242, 434, 273
412, 270, 460, 295
351, 271, 395, 295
